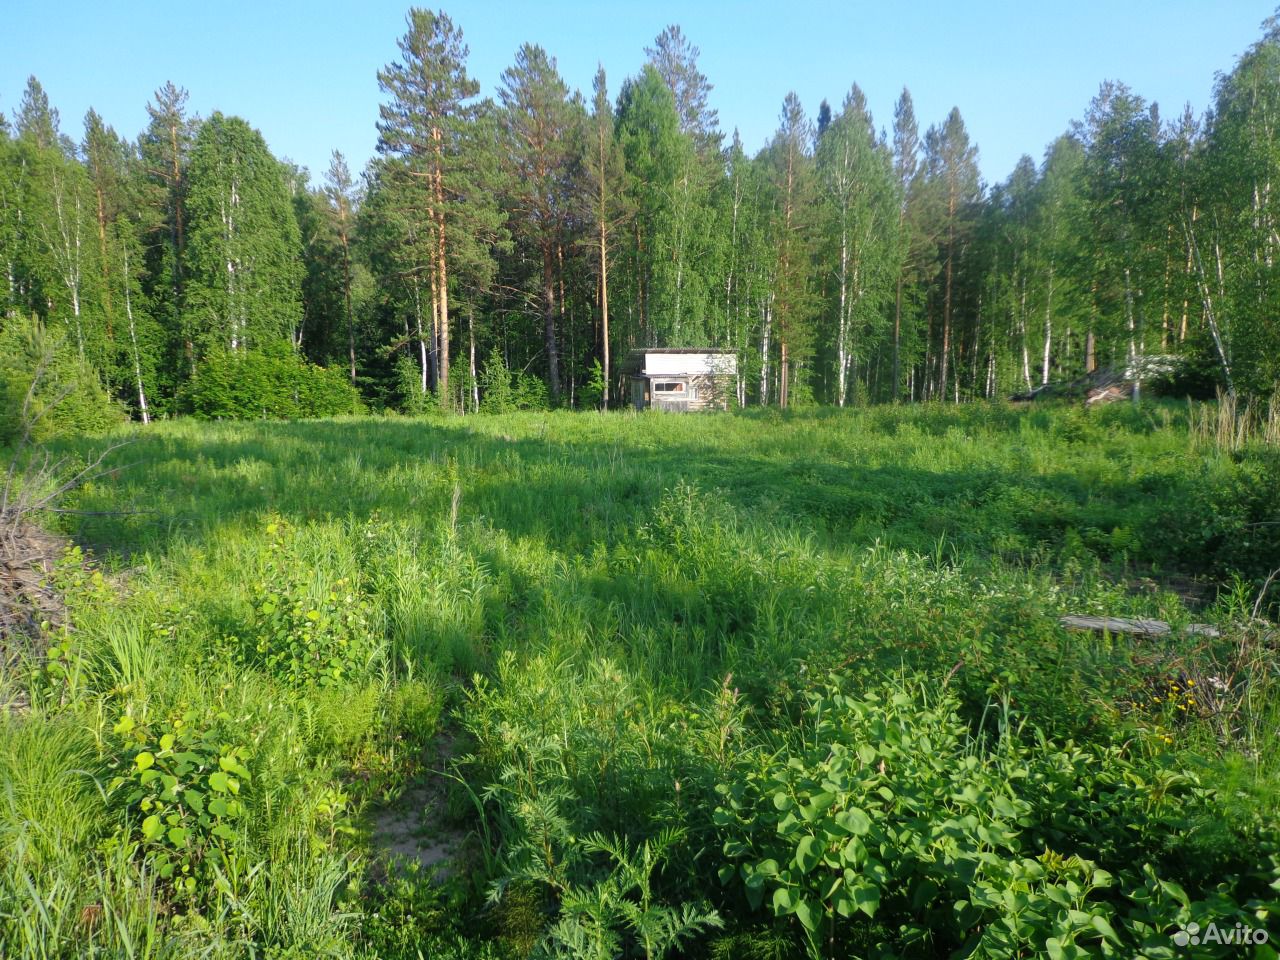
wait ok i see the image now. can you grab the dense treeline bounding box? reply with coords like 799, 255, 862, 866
3, 9, 1280, 420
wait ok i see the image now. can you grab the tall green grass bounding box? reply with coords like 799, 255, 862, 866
1, 402, 1275, 957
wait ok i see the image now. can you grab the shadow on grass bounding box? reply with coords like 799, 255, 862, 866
58, 411, 1236, 583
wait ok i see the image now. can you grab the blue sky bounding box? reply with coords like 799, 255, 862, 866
3, 0, 1273, 186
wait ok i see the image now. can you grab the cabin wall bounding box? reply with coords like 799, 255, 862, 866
688, 374, 732, 410
630, 374, 733, 411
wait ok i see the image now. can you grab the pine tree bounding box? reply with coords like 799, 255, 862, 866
583, 65, 627, 408
17, 77, 61, 153
498, 43, 579, 402
923, 107, 980, 399
645, 25, 720, 152
891, 88, 920, 400
377, 8, 484, 406
324, 151, 359, 383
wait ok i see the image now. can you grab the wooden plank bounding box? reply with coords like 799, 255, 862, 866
1059, 616, 1222, 639
1060, 615, 1171, 637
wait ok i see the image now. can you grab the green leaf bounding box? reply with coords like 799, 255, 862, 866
852, 882, 880, 917
801, 791, 835, 820
1090, 915, 1121, 945
837, 807, 872, 835
795, 896, 820, 933
772, 886, 795, 916
135, 752, 155, 772
113, 716, 135, 735
208, 771, 229, 793
142, 814, 162, 840
159, 733, 175, 752
167, 826, 188, 846
794, 835, 821, 874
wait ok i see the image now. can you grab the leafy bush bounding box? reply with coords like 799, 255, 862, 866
513, 370, 551, 410
714, 677, 1277, 959
107, 710, 253, 899
227, 520, 382, 688
0, 316, 124, 444
185, 341, 361, 420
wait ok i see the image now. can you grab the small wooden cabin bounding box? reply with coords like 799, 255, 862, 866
622, 348, 737, 412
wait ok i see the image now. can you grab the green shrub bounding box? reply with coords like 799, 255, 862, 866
395, 354, 438, 414
579, 358, 605, 410
226, 519, 383, 688
714, 677, 1276, 959
0, 316, 124, 444
479, 349, 515, 413
186, 341, 361, 420
106, 710, 254, 900
512, 369, 550, 410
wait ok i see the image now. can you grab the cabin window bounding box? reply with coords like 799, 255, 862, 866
653, 381, 686, 393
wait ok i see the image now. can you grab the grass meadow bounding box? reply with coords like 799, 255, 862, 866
1, 402, 1278, 958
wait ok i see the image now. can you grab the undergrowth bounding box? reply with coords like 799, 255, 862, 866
1, 402, 1277, 958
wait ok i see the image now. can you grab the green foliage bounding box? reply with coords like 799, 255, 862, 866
7, 406, 1280, 958
106, 711, 252, 898
185, 113, 302, 353
478, 348, 515, 413
227, 520, 382, 688
359, 863, 501, 960
543, 829, 723, 960
715, 677, 1276, 958
513, 367, 551, 410
579, 359, 606, 410
185, 342, 362, 420
0, 316, 124, 444
395, 354, 437, 414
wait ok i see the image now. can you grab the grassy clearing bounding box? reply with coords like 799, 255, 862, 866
1, 403, 1278, 958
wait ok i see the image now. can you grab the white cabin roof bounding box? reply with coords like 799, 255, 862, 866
628, 349, 737, 377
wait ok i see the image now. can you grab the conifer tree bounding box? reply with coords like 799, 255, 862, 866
377, 8, 484, 406
498, 43, 578, 402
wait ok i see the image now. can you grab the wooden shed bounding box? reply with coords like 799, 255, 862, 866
621, 348, 737, 412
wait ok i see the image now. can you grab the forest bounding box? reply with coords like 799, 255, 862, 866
2, 8, 1280, 960
3, 10, 1280, 420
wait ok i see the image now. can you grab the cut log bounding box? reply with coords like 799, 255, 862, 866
1060, 615, 1170, 637
1059, 616, 1221, 639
